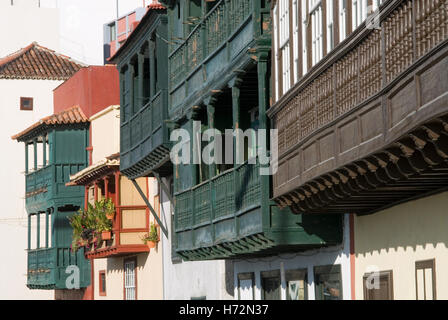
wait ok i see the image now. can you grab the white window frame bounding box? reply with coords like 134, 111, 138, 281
279, 0, 291, 95
273, 3, 279, 101
326, 0, 334, 53
309, 0, 323, 67
352, 0, 368, 30
339, 0, 347, 42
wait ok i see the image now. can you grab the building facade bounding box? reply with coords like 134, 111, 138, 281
0, 43, 83, 300
67, 106, 164, 300
269, 0, 448, 300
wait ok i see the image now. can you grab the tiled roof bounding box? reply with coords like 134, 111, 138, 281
67, 156, 120, 186
148, 0, 164, 10
0, 42, 85, 80
12, 106, 89, 141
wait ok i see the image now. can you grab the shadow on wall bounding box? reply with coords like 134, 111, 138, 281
355, 191, 448, 258
225, 260, 234, 297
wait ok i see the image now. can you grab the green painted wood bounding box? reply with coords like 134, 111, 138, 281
114, 12, 171, 180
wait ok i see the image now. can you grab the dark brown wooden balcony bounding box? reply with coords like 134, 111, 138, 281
268, 0, 448, 215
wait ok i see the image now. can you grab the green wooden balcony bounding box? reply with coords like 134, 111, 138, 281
168, 0, 271, 116
27, 247, 90, 290
174, 162, 343, 261
120, 90, 171, 179
25, 164, 85, 214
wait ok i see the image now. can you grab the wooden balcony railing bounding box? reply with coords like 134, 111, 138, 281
169, 0, 254, 89
175, 162, 260, 233
27, 247, 90, 290
271, 0, 448, 158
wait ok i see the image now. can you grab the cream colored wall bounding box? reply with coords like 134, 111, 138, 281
91, 106, 120, 163
94, 250, 163, 300
354, 192, 448, 300
0, 79, 62, 300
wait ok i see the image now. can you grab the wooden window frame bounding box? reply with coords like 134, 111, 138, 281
314, 264, 343, 300
238, 272, 256, 300
20, 97, 33, 111
285, 269, 308, 300
261, 270, 281, 301
99, 270, 107, 297
415, 259, 437, 300
123, 257, 138, 300
363, 270, 394, 300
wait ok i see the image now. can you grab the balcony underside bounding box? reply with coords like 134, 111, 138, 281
121, 145, 172, 180
276, 115, 448, 215
177, 232, 335, 261
27, 248, 90, 290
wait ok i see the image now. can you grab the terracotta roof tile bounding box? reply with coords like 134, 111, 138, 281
0, 42, 86, 80
12, 106, 89, 141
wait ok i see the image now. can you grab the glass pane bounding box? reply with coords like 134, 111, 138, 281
261, 271, 281, 300
314, 265, 343, 300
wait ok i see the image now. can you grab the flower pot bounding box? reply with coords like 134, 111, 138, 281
147, 241, 157, 249
101, 231, 112, 240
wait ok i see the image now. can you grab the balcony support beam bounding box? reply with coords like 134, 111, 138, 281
257, 50, 271, 231
36, 212, 40, 249
45, 209, 49, 248
153, 171, 173, 205
131, 179, 168, 238
205, 96, 218, 179
138, 52, 145, 110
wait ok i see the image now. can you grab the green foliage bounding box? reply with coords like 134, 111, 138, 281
70, 198, 115, 252
142, 223, 159, 244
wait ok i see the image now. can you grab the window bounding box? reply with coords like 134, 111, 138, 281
302, 0, 308, 75
99, 270, 106, 296
20, 97, 33, 111
352, 0, 368, 30
109, 23, 117, 43
124, 258, 137, 300
339, 0, 348, 42
326, 0, 334, 52
416, 259, 436, 300
314, 265, 343, 300
279, 0, 291, 94
261, 270, 281, 300
286, 269, 308, 300
238, 273, 255, 300
363, 270, 393, 300
292, 0, 300, 84
309, 0, 323, 66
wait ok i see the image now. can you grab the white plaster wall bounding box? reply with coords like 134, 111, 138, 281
0, 79, 62, 300
233, 214, 352, 300
160, 178, 234, 300
0, 2, 60, 57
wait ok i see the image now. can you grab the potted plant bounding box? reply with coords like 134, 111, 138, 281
142, 223, 159, 249
69, 198, 115, 252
